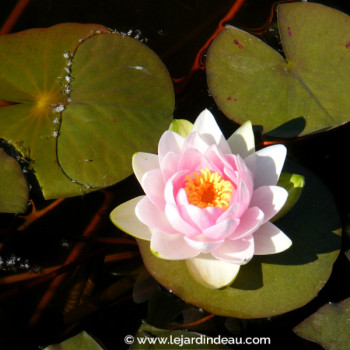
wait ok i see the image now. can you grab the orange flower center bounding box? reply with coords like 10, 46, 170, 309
184, 169, 233, 210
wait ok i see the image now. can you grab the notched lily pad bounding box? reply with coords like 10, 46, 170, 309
0, 23, 174, 199
0, 24, 104, 199
0, 149, 28, 213
294, 297, 350, 350
137, 160, 341, 318
206, 2, 350, 137
58, 31, 174, 188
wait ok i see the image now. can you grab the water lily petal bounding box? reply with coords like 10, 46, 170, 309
232, 155, 254, 195
186, 254, 240, 289
136, 197, 178, 234
151, 230, 199, 259
164, 170, 187, 205
158, 130, 185, 164
202, 218, 240, 240
253, 222, 292, 255
204, 145, 227, 175
165, 203, 200, 235
250, 186, 288, 223
184, 235, 224, 253
229, 206, 264, 240
228, 178, 252, 218
160, 151, 181, 182
183, 205, 223, 231
217, 202, 240, 222
192, 109, 232, 154
110, 196, 152, 240
141, 169, 165, 210
182, 132, 210, 154
245, 144, 287, 188
132, 152, 159, 184
178, 148, 205, 171
212, 235, 254, 264
176, 189, 216, 230
227, 120, 255, 158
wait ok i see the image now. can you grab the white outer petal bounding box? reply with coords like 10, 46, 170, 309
132, 152, 159, 184
250, 186, 288, 223
186, 253, 240, 289
253, 222, 292, 255
244, 144, 287, 188
192, 109, 232, 154
211, 235, 254, 264
110, 196, 152, 240
227, 121, 255, 158
158, 130, 185, 163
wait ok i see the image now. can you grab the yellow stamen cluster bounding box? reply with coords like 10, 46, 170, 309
184, 169, 233, 210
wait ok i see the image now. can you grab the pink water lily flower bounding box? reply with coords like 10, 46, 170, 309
110, 110, 292, 289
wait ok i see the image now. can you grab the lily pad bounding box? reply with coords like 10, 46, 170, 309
44, 331, 104, 350
0, 24, 174, 199
206, 2, 350, 137
137, 160, 341, 318
0, 149, 28, 213
293, 297, 350, 350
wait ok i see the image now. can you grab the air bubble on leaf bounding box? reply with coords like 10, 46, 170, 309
53, 104, 65, 113
63, 52, 72, 59
128, 65, 149, 73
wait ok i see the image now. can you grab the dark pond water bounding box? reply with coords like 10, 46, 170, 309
0, 0, 349, 349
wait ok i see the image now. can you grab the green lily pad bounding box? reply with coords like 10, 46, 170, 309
44, 331, 104, 350
137, 160, 341, 318
0, 24, 174, 199
293, 297, 350, 350
0, 149, 28, 213
147, 289, 189, 328
206, 2, 350, 138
